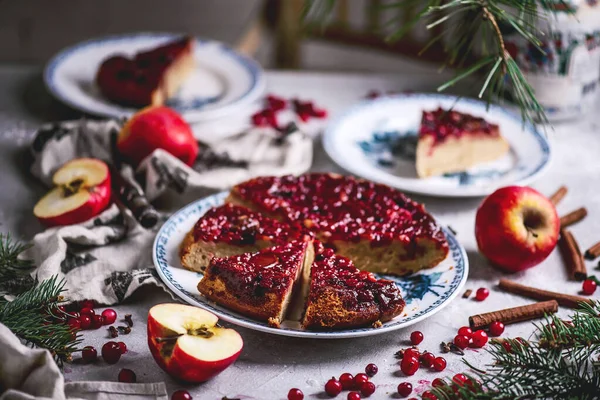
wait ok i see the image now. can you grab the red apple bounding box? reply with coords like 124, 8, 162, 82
475, 186, 560, 272
33, 158, 112, 226
117, 106, 198, 166
147, 303, 243, 383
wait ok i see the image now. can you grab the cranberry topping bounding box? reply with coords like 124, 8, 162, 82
419, 107, 499, 145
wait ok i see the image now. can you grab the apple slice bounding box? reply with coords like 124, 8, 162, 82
147, 303, 243, 383
33, 158, 112, 227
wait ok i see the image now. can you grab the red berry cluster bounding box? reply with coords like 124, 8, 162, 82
66, 300, 118, 332
398, 332, 447, 376
453, 326, 491, 349
251, 94, 327, 129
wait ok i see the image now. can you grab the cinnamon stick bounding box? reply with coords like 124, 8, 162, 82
498, 279, 593, 309
558, 229, 587, 281
559, 207, 587, 228
549, 186, 567, 205
584, 241, 600, 260
469, 300, 558, 330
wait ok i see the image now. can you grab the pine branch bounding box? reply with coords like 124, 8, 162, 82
0, 276, 82, 366
0, 233, 34, 284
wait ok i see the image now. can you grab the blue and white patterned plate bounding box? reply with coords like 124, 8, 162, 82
323, 94, 552, 197
44, 33, 265, 122
153, 192, 469, 339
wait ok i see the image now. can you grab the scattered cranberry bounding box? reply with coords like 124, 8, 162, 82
458, 326, 473, 337
354, 373, 369, 387
79, 315, 92, 330
475, 288, 490, 301
251, 111, 269, 127
582, 279, 597, 295
347, 392, 361, 400
397, 382, 413, 397
101, 309, 117, 325
79, 299, 95, 310
82, 346, 97, 362
365, 363, 378, 377
454, 334, 471, 349
292, 99, 328, 121
67, 317, 81, 330
80, 307, 95, 316
471, 330, 488, 348
453, 373, 469, 386
118, 368, 136, 383
171, 390, 192, 400
489, 321, 505, 337
403, 348, 420, 359
501, 340, 513, 353
91, 314, 104, 329
101, 341, 122, 364
359, 381, 375, 397
117, 341, 128, 354
339, 373, 355, 390
422, 390, 437, 400
420, 352, 435, 368
325, 378, 342, 397
288, 388, 304, 400
410, 331, 424, 345
400, 356, 419, 376
266, 95, 287, 111
432, 378, 446, 387
433, 356, 447, 371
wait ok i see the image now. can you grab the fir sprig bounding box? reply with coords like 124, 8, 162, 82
0, 276, 82, 366
0, 233, 34, 283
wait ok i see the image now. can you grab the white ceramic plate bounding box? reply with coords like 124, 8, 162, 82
44, 32, 265, 122
153, 192, 469, 339
323, 94, 552, 197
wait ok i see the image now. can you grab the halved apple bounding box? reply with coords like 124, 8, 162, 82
147, 303, 243, 383
33, 158, 112, 227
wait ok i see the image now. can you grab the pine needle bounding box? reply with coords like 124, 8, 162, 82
0, 233, 34, 284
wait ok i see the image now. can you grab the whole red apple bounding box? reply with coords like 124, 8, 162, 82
147, 303, 243, 383
34, 158, 112, 226
118, 106, 198, 166
475, 186, 559, 272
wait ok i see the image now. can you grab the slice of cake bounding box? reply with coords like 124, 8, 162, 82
415, 108, 510, 178
302, 242, 405, 329
96, 36, 195, 107
227, 173, 448, 276
180, 204, 310, 273
198, 240, 315, 328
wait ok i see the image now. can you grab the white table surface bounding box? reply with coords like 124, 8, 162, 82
1, 66, 599, 399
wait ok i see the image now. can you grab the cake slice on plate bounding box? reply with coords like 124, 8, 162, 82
96, 36, 195, 107
415, 108, 510, 178
198, 240, 315, 328
302, 242, 405, 330
180, 204, 309, 273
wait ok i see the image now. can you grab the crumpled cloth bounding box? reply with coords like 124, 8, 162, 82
0, 323, 168, 400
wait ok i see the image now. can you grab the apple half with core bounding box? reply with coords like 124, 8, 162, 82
33, 158, 112, 227
475, 186, 560, 272
147, 303, 243, 383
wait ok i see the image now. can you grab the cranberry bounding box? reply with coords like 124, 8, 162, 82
501, 340, 513, 353
101, 309, 117, 325
347, 392, 361, 400
325, 378, 342, 397
171, 390, 192, 400
422, 390, 437, 400
410, 331, 424, 345
403, 348, 420, 359
582, 279, 597, 295
91, 314, 104, 329
79, 299, 95, 310
117, 341, 128, 354
400, 356, 419, 376
339, 373, 354, 390
453, 373, 469, 386
67, 317, 81, 330
79, 315, 92, 330
454, 334, 471, 349
312, 108, 328, 119
471, 330, 488, 348
475, 288, 489, 301
433, 357, 447, 371
251, 111, 268, 127
365, 363, 378, 377
266, 95, 287, 111
489, 321, 505, 336
359, 381, 375, 397
397, 382, 413, 397
432, 378, 446, 387
458, 326, 473, 337
288, 388, 304, 400
101, 341, 122, 364
81, 346, 97, 362
354, 373, 369, 387
420, 352, 435, 367
80, 307, 95, 316
118, 368, 136, 383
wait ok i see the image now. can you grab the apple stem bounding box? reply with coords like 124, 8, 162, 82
155, 334, 184, 343
62, 179, 84, 197
526, 227, 538, 238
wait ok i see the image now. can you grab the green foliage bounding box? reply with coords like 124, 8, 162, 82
0, 233, 34, 283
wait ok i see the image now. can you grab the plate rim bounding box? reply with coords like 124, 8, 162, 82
322, 93, 552, 198
152, 191, 469, 339
43, 31, 266, 121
